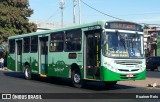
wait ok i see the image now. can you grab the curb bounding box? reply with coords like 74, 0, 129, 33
148, 83, 160, 88
0, 68, 12, 72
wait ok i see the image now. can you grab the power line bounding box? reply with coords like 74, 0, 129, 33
47, 0, 72, 23
47, 9, 60, 21
80, 0, 123, 21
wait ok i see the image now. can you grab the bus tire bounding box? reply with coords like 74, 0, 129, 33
71, 69, 83, 88
104, 81, 117, 88
24, 65, 31, 80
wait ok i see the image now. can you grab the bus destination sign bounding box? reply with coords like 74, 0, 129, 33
111, 23, 136, 29
105, 22, 142, 31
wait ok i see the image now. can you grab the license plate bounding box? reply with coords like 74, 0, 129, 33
126, 74, 134, 78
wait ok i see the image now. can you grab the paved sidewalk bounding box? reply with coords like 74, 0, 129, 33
0, 67, 10, 71
0, 68, 8, 71
118, 77, 160, 88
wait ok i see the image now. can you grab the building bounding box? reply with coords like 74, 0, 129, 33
34, 21, 58, 32
144, 25, 160, 57
31, 21, 70, 32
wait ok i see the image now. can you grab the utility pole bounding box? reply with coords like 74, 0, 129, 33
59, 0, 65, 27
73, 0, 77, 24
78, 0, 81, 24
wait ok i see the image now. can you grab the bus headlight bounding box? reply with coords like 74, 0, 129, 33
104, 62, 118, 72
136, 65, 144, 71
110, 66, 118, 72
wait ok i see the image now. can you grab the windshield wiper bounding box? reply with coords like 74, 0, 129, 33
116, 31, 127, 51
128, 32, 138, 50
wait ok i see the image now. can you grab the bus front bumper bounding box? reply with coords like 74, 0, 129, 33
100, 66, 146, 81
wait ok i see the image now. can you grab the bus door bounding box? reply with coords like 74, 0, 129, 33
39, 37, 48, 76
84, 30, 101, 79
15, 40, 22, 72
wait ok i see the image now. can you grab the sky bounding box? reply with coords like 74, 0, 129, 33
28, 0, 160, 25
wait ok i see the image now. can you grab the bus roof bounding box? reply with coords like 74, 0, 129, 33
8, 20, 142, 39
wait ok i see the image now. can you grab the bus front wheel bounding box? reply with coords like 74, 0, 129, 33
71, 69, 83, 88
24, 65, 31, 80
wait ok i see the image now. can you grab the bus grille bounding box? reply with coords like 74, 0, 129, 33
118, 69, 139, 72
115, 60, 142, 65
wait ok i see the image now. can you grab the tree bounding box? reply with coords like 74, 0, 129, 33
0, 0, 37, 43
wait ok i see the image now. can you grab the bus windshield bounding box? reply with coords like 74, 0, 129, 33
102, 32, 144, 58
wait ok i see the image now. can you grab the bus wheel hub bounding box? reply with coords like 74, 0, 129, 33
25, 69, 28, 77
74, 74, 80, 83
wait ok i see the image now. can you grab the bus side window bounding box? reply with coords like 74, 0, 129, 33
65, 29, 82, 52
31, 36, 38, 53
9, 39, 15, 53
23, 37, 30, 53
50, 32, 64, 52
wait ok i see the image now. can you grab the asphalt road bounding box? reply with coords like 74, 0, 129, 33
0, 70, 160, 102
146, 70, 160, 78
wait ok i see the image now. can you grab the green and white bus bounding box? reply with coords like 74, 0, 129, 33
7, 21, 146, 88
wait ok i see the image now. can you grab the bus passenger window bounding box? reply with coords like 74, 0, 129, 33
9, 39, 15, 53
50, 32, 64, 52
31, 36, 38, 53
65, 29, 82, 52
23, 37, 30, 53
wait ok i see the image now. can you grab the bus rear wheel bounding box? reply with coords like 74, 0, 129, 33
71, 69, 83, 88
24, 65, 31, 80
